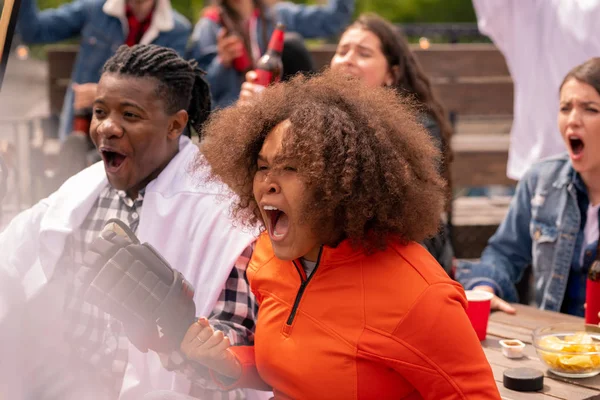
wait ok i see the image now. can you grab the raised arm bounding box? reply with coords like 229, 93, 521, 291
17, 0, 91, 44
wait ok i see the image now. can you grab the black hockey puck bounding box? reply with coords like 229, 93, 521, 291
503, 368, 544, 392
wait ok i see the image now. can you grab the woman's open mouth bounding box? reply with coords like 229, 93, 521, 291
100, 148, 128, 173
568, 135, 585, 159
263, 205, 289, 242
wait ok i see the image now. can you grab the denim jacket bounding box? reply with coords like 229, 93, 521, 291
187, 0, 354, 109
17, 0, 191, 141
456, 154, 583, 312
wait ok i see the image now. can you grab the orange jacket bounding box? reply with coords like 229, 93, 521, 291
223, 233, 501, 399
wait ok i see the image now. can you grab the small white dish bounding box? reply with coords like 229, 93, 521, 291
499, 339, 526, 359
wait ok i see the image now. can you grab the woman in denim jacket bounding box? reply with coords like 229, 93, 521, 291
457, 57, 600, 317
188, 0, 354, 109
17, 0, 191, 142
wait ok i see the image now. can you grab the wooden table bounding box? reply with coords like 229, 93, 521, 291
484, 304, 600, 399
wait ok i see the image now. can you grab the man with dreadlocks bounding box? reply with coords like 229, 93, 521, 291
17, 0, 191, 142
0, 44, 265, 400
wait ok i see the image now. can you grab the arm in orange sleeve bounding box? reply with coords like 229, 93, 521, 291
380, 282, 501, 399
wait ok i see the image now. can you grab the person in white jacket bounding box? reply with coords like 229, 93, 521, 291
473, 0, 600, 180
0, 44, 268, 400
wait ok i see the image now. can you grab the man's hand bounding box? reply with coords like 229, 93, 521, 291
180, 318, 242, 379
72, 83, 98, 111
83, 219, 197, 353
473, 285, 516, 314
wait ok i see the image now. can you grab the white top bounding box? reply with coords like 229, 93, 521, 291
300, 258, 318, 278
473, 0, 600, 180
580, 202, 600, 266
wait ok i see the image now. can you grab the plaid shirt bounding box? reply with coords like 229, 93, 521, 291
56, 185, 257, 399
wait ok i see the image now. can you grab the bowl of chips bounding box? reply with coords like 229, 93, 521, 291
532, 323, 600, 378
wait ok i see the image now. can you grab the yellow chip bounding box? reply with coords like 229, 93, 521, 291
538, 332, 600, 373
539, 335, 565, 351
559, 355, 594, 370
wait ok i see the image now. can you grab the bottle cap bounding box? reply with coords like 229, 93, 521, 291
503, 368, 544, 392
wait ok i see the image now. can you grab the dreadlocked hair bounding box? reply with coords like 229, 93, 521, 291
103, 44, 211, 137
350, 14, 454, 211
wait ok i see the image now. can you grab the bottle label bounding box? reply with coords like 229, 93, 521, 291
585, 278, 600, 324
256, 69, 280, 87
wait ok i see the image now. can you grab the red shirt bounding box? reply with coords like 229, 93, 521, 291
125, 5, 154, 47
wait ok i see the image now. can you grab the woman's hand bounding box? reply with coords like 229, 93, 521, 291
217, 28, 244, 68
473, 285, 516, 314
180, 317, 242, 379
238, 71, 265, 105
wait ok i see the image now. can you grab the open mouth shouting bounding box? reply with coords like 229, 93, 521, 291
567, 134, 585, 160
100, 147, 128, 174
263, 205, 290, 242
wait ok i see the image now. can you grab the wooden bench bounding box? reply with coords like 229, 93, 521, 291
43, 43, 514, 258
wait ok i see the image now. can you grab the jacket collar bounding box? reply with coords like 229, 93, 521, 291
256, 232, 412, 267
551, 154, 576, 189
103, 0, 175, 43
318, 238, 365, 266
37, 136, 193, 279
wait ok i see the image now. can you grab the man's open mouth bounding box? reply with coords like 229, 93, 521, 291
569, 135, 585, 156
100, 149, 127, 171
263, 205, 289, 240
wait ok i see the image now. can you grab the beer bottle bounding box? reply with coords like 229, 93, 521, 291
585, 243, 600, 324
254, 23, 285, 87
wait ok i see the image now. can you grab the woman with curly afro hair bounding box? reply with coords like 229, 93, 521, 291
175, 70, 500, 399
240, 13, 455, 275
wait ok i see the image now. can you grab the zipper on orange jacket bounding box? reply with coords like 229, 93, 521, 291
285, 247, 323, 326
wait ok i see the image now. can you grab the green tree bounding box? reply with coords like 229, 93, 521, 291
283, 0, 476, 23
38, 0, 477, 24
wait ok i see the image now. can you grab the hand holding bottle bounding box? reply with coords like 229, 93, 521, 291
239, 70, 265, 105
216, 28, 244, 68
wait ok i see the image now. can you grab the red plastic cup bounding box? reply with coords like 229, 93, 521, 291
465, 290, 494, 341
